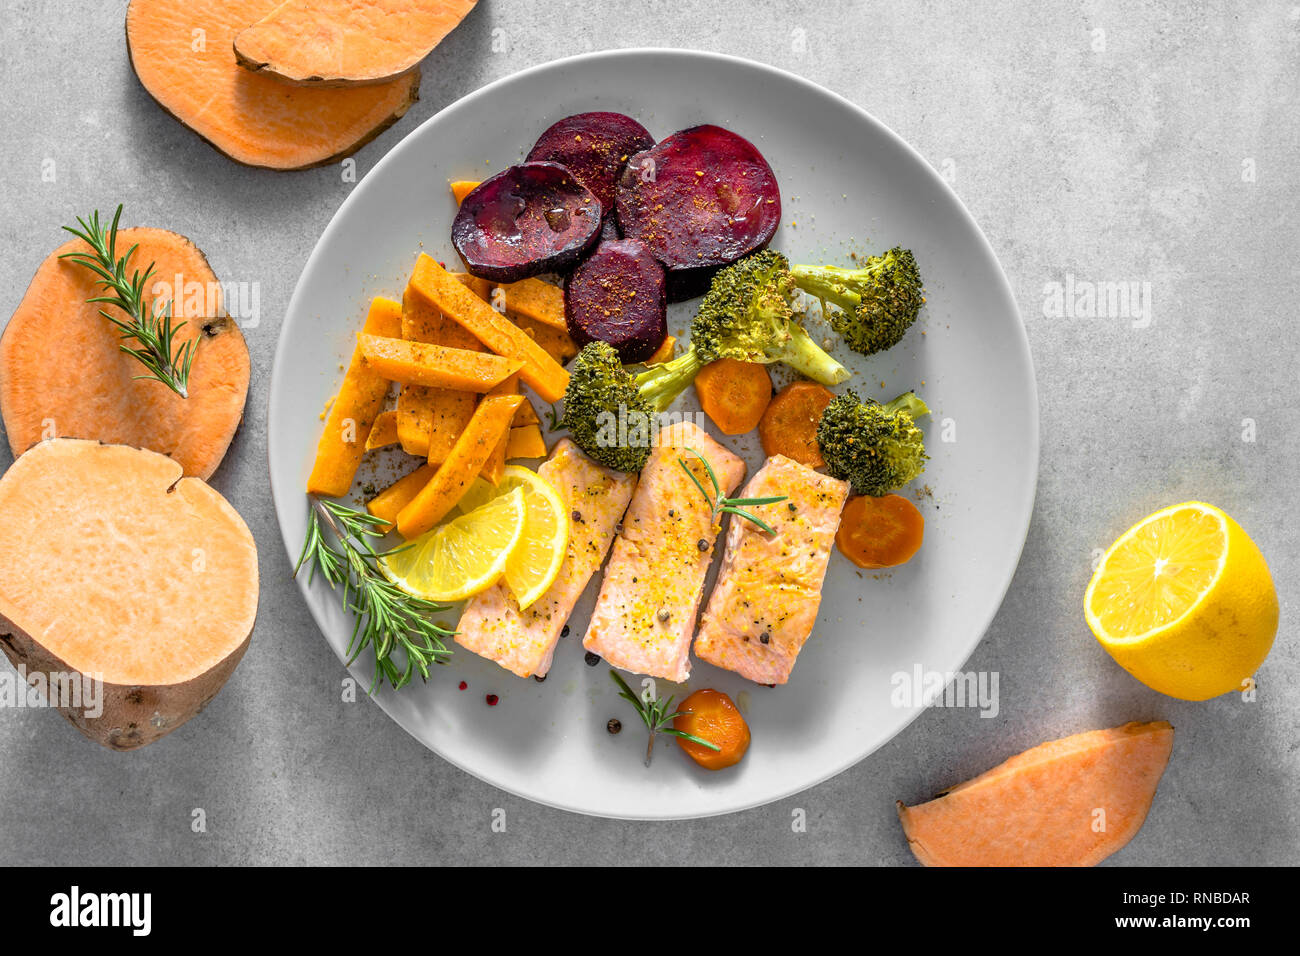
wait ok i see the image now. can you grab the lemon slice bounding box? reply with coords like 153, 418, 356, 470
456, 465, 569, 610
1084, 501, 1278, 701
380, 486, 526, 603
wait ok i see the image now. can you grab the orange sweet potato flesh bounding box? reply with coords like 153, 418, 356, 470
397, 276, 484, 458
365, 409, 400, 450
358, 334, 521, 390
0, 439, 258, 750
897, 721, 1174, 867
0, 228, 250, 481
235, 0, 478, 87
506, 424, 547, 460
450, 180, 481, 204
367, 463, 436, 530
307, 297, 402, 496
396, 394, 522, 538
515, 315, 578, 364
496, 278, 567, 331
126, 0, 420, 169
408, 254, 569, 403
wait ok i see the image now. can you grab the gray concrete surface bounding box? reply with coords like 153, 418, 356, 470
0, 0, 1296, 865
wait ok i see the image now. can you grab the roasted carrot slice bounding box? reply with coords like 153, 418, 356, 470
358, 334, 521, 390
694, 358, 772, 435
365, 409, 400, 450
234, 0, 478, 87
505, 424, 548, 460
367, 463, 437, 531
0, 439, 258, 750
673, 689, 750, 770
126, 0, 420, 170
396, 394, 523, 538
307, 298, 402, 496
759, 380, 835, 468
0, 227, 250, 481
645, 334, 677, 366
450, 180, 481, 204
408, 254, 569, 402
836, 494, 925, 569
496, 278, 567, 331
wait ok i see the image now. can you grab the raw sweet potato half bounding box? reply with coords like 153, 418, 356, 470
235, 0, 478, 87
0, 440, 259, 751
0, 227, 250, 480
126, 0, 420, 169
897, 721, 1174, 866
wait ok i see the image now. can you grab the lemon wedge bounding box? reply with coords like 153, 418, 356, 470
1084, 501, 1277, 701
380, 486, 526, 603
466, 466, 569, 610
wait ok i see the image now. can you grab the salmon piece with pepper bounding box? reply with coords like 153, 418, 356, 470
694, 455, 849, 685
583, 421, 745, 682
455, 439, 636, 678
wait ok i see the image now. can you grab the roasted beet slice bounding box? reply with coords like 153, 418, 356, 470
564, 239, 667, 364
452, 161, 603, 283
526, 112, 656, 217
615, 124, 781, 302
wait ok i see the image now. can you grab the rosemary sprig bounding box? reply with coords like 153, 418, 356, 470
678, 446, 788, 534
295, 497, 453, 693
609, 669, 720, 767
60, 205, 197, 397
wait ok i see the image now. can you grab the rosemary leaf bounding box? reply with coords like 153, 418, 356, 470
60, 205, 197, 397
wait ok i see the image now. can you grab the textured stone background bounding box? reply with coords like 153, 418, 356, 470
0, 0, 1295, 865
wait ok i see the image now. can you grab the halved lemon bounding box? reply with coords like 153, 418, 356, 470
1084, 501, 1278, 701
380, 486, 526, 603
460, 465, 570, 610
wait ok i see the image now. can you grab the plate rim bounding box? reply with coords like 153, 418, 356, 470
267, 47, 1041, 821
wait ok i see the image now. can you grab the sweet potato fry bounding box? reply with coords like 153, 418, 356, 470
408, 254, 569, 402
396, 394, 523, 538
358, 334, 521, 390
307, 297, 402, 496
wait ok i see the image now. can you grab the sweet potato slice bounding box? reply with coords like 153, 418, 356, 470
235, 0, 477, 87
126, 0, 420, 170
0, 439, 258, 750
357, 334, 521, 390
897, 721, 1174, 867
307, 297, 402, 496
0, 228, 250, 481
408, 254, 570, 402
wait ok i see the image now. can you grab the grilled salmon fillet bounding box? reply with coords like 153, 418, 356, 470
583, 421, 745, 682
694, 455, 849, 685
455, 439, 637, 678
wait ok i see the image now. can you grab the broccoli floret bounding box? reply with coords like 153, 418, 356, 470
633, 250, 851, 405
791, 247, 923, 356
560, 342, 665, 472
817, 389, 930, 496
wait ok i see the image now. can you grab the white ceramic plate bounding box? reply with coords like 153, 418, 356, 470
269, 49, 1038, 820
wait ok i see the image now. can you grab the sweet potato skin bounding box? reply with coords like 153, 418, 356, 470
0, 621, 249, 752
126, 0, 421, 170
0, 228, 250, 480
234, 0, 478, 87
0, 440, 258, 751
